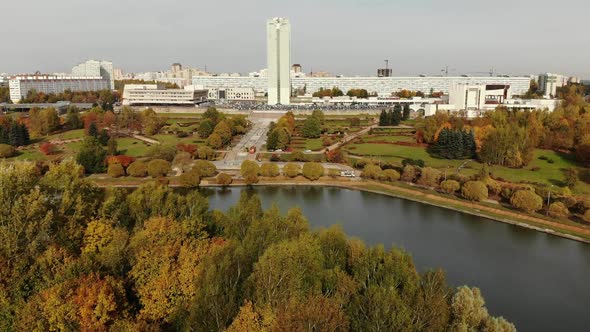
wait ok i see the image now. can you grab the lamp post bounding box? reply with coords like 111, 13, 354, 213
546, 185, 554, 217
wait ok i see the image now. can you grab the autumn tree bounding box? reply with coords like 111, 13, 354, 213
241, 160, 260, 184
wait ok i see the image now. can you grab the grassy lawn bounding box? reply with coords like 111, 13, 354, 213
117, 138, 153, 157
490, 150, 590, 194
345, 142, 474, 170
362, 135, 414, 143
11, 148, 46, 161
40, 129, 85, 142
346, 141, 590, 194
305, 138, 324, 151
159, 113, 202, 118
152, 134, 206, 146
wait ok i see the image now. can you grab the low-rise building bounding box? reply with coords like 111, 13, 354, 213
122, 84, 208, 106
206, 87, 255, 101
9, 75, 110, 103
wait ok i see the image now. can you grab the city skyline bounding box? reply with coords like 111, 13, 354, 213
2, 0, 589, 78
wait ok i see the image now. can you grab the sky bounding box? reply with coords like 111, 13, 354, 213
2, 0, 589, 78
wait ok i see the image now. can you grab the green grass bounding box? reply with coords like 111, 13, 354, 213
490, 150, 590, 194
362, 135, 414, 143
159, 113, 202, 118
305, 138, 324, 151
116, 138, 153, 157
152, 134, 205, 146
345, 142, 472, 169
11, 148, 46, 161
43, 129, 85, 142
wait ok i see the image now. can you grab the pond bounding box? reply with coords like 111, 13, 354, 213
202, 186, 590, 332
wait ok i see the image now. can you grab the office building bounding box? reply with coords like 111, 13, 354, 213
9, 75, 110, 103
122, 84, 208, 106
72, 60, 115, 90
267, 17, 291, 105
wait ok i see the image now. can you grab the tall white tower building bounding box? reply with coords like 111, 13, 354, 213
72, 60, 115, 90
267, 17, 291, 105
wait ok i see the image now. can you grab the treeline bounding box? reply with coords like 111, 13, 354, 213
0, 160, 514, 331
20, 89, 118, 110
0, 86, 10, 103
0, 116, 29, 147
379, 105, 410, 126
419, 86, 590, 167
312, 87, 344, 98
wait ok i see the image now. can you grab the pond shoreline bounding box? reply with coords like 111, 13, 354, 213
93, 178, 590, 244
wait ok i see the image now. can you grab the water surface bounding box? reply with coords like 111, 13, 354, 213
203, 186, 590, 332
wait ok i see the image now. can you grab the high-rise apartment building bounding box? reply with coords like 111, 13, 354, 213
267, 17, 291, 105
72, 60, 115, 90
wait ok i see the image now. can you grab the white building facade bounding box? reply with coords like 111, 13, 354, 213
122, 84, 208, 106
72, 60, 115, 90
267, 18, 291, 105
9, 75, 110, 103
192, 75, 532, 97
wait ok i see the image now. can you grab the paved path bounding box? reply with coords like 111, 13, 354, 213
220, 118, 272, 167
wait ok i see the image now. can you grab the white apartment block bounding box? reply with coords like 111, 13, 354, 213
192, 75, 532, 97
267, 17, 291, 105
72, 60, 115, 90
538, 73, 568, 98
122, 84, 208, 106
9, 75, 110, 103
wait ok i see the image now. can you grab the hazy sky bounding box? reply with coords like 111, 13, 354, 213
3, 0, 589, 78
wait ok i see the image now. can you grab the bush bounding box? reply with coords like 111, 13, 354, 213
486, 180, 502, 196
510, 190, 543, 213
107, 155, 136, 168
107, 163, 125, 178
361, 164, 382, 180
380, 169, 400, 182
179, 169, 201, 188
0, 144, 16, 158
147, 159, 171, 178
548, 202, 569, 219
328, 168, 340, 177
401, 165, 417, 182
39, 142, 58, 155
283, 163, 300, 178
440, 180, 460, 194
290, 150, 307, 162
193, 160, 216, 177
197, 145, 215, 160
583, 210, 590, 223
146, 144, 177, 162
461, 181, 488, 202
241, 160, 260, 185
417, 167, 441, 187
216, 173, 233, 186
302, 162, 324, 181
260, 163, 280, 177
354, 158, 375, 169
402, 158, 425, 168
127, 161, 148, 177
